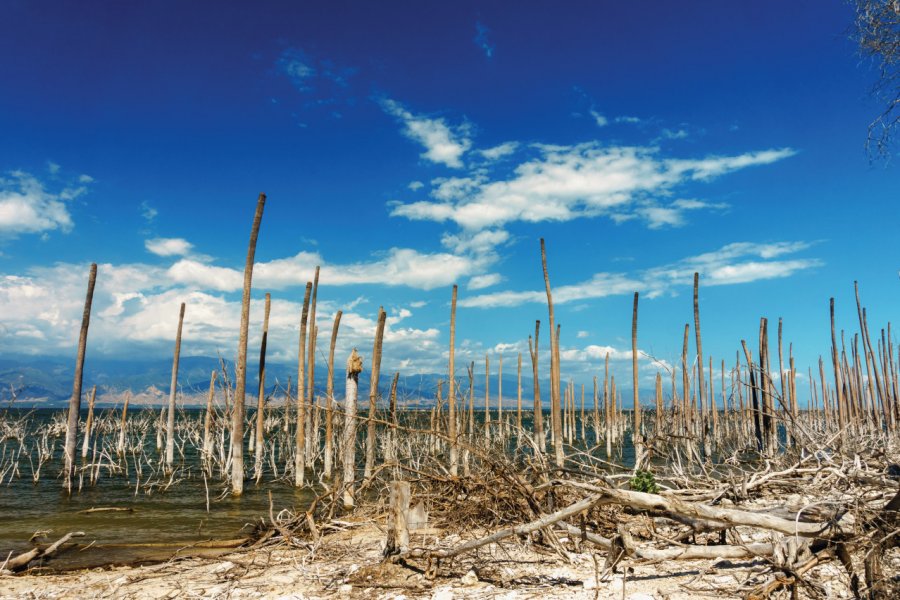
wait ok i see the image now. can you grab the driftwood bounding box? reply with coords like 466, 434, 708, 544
2, 531, 85, 573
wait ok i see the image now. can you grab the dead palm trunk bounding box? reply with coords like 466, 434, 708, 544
632, 292, 641, 455
693, 274, 708, 452
484, 353, 490, 440
364, 308, 386, 479
448, 285, 458, 476
80, 385, 97, 459
165, 302, 186, 471
230, 192, 266, 496
343, 348, 364, 509
540, 239, 563, 467
64, 262, 97, 493
117, 390, 131, 455
324, 310, 342, 478
294, 281, 312, 486
305, 268, 320, 467
203, 370, 217, 461
516, 352, 523, 433
497, 353, 503, 427
253, 293, 271, 483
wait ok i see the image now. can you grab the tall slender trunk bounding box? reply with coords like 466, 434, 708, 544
81, 385, 97, 459
343, 349, 363, 509
231, 193, 266, 496
64, 262, 97, 493
253, 294, 271, 482
529, 322, 544, 451
540, 239, 563, 467
118, 390, 131, 456
364, 308, 386, 478
516, 352, 523, 432
693, 274, 706, 445
203, 370, 217, 461
305, 269, 320, 467
295, 281, 312, 486
165, 302, 186, 471
632, 292, 641, 454
448, 285, 458, 475
324, 310, 342, 478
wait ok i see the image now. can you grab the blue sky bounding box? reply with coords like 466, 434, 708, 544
0, 1, 897, 402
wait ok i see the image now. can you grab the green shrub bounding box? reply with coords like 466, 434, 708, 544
629, 469, 659, 494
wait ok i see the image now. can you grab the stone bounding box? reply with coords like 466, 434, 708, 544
460, 570, 479, 586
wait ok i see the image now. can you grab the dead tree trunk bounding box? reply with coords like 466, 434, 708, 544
448, 285, 458, 476
364, 308, 386, 479
253, 293, 271, 482
324, 309, 342, 478
230, 192, 266, 496
540, 239, 563, 467
64, 262, 97, 493
165, 302, 186, 471
343, 349, 364, 509
294, 281, 312, 487
80, 385, 97, 459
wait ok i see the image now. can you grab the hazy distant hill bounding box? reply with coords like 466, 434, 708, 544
0, 356, 553, 408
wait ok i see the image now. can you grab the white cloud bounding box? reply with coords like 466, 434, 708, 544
381, 99, 472, 168
479, 141, 519, 161
391, 143, 795, 231
145, 237, 194, 257
164, 248, 481, 293
408, 181, 424, 191
576, 330, 589, 339
0, 170, 85, 237
168, 259, 242, 292
467, 273, 503, 290
590, 109, 608, 127
460, 241, 821, 308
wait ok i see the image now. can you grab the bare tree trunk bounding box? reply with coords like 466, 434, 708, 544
540, 239, 563, 467
295, 281, 312, 487
364, 308, 386, 479
497, 353, 503, 427
117, 390, 131, 456
693, 274, 707, 452
305, 269, 320, 467
202, 370, 217, 462
231, 193, 266, 496
516, 352, 522, 432
632, 292, 641, 456
484, 353, 490, 440
448, 285, 458, 476
343, 349, 364, 509
165, 302, 187, 471
324, 310, 342, 478
529, 322, 544, 451
81, 385, 97, 459
253, 293, 271, 482
64, 262, 97, 493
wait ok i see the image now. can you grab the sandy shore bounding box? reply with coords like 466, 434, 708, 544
1, 517, 874, 600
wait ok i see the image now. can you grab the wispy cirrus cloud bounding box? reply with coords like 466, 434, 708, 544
459, 241, 822, 308
0, 170, 90, 238
391, 143, 795, 231
381, 99, 472, 168
474, 21, 495, 58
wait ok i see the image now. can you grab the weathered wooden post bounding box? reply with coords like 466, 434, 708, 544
165, 302, 186, 471
383, 480, 410, 558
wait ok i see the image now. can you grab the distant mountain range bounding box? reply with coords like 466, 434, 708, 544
0, 356, 561, 409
